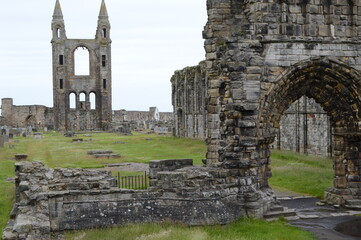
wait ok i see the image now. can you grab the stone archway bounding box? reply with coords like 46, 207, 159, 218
25, 115, 37, 128
259, 58, 361, 207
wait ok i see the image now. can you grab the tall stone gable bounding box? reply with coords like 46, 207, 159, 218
51, 0, 112, 131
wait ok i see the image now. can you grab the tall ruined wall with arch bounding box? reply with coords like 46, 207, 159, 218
51, 0, 112, 131
203, 0, 361, 206
172, 68, 332, 156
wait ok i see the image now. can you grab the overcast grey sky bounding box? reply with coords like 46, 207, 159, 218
0, 0, 207, 112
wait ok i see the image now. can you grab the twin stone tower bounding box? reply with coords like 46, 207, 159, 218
52, 0, 112, 131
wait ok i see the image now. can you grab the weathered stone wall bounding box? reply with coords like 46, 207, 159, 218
171, 67, 332, 156
171, 62, 208, 139
3, 160, 275, 239
2, 161, 117, 240
0, 99, 172, 132
273, 96, 331, 156
113, 107, 173, 132
1, 98, 54, 130
202, 0, 361, 208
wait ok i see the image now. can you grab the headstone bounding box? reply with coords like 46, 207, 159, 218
34, 133, 43, 140
9, 133, 13, 139
0, 136, 4, 148
15, 154, 28, 161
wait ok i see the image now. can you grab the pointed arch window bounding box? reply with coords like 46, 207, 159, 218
102, 28, 107, 38
56, 28, 61, 38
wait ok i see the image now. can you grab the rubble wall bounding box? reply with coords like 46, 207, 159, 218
3, 160, 275, 239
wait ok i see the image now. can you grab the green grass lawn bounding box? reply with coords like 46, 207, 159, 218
0, 132, 333, 239
65, 218, 314, 240
1, 131, 207, 168
269, 150, 334, 199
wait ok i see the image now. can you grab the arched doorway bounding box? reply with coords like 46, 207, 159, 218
260, 58, 361, 207
25, 115, 37, 128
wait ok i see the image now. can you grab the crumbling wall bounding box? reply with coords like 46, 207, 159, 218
3, 160, 275, 239
202, 0, 361, 207
1, 98, 54, 130
171, 62, 208, 139
2, 161, 116, 240
112, 107, 173, 132
171, 67, 331, 155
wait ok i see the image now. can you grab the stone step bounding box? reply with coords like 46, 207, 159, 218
345, 199, 361, 210
346, 199, 361, 205
270, 205, 284, 212
264, 207, 296, 219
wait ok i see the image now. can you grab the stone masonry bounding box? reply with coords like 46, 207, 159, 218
3, 160, 275, 239
112, 107, 173, 132
5, 0, 361, 238
1, 98, 54, 130
0, 98, 172, 133
172, 67, 332, 156
274, 96, 331, 156
202, 0, 361, 208
52, 0, 112, 131
171, 62, 208, 139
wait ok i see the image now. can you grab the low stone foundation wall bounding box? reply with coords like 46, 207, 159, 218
3, 160, 276, 240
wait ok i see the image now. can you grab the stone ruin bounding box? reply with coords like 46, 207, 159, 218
4, 159, 274, 239
0, 0, 173, 133
112, 107, 173, 134
172, 65, 332, 156
0, 100, 173, 133
5, 0, 361, 238
200, 0, 361, 208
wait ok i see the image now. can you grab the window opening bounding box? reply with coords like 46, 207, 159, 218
103, 79, 107, 89
103, 28, 107, 38
59, 55, 64, 65
59, 79, 63, 89
56, 28, 61, 38
79, 92, 86, 110
90, 92, 96, 110
102, 55, 106, 67
74, 46, 90, 75
69, 93, 76, 109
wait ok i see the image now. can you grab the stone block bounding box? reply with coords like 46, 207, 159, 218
334, 176, 347, 188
